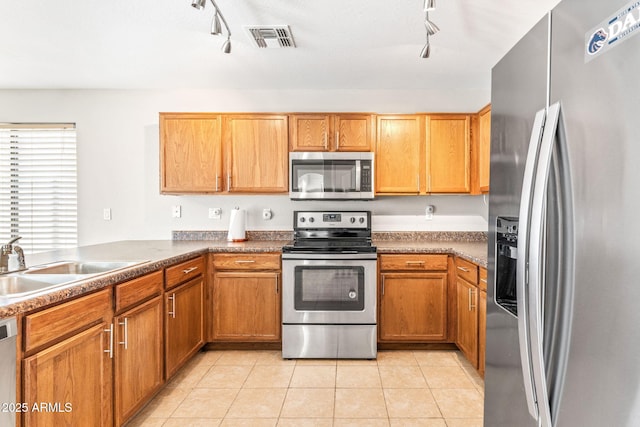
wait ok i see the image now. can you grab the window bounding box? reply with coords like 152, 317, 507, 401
0, 123, 77, 254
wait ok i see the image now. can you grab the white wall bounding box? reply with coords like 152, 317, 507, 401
0, 89, 490, 245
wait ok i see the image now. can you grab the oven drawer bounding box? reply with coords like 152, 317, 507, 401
213, 253, 281, 270
379, 254, 448, 271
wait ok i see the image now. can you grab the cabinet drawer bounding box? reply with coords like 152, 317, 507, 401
479, 267, 488, 292
455, 257, 478, 285
24, 288, 112, 353
213, 253, 281, 270
166, 256, 205, 290
115, 270, 163, 313
379, 254, 448, 271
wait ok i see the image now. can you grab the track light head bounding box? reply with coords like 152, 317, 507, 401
211, 12, 222, 35
424, 0, 436, 11
221, 37, 231, 54
191, 0, 206, 10
425, 18, 440, 36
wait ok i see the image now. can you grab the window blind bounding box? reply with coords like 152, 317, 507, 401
0, 123, 78, 254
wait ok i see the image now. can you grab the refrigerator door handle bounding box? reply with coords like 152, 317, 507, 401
516, 108, 547, 422
528, 101, 562, 427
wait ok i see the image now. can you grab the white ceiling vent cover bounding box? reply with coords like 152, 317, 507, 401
244, 25, 296, 48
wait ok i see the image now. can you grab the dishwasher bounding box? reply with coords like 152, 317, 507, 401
0, 317, 17, 427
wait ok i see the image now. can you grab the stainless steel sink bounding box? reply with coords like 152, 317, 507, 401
0, 274, 88, 298
24, 260, 144, 275
0, 260, 147, 298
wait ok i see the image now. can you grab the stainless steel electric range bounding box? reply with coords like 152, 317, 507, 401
281, 210, 377, 359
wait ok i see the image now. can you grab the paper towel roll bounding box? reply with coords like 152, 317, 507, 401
227, 207, 247, 242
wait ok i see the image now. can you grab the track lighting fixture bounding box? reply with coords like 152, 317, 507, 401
420, 1, 438, 58
191, 0, 232, 54
424, 0, 436, 11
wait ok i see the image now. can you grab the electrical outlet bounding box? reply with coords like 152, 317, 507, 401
262, 208, 273, 220
103, 208, 112, 221
425, 205, 434, 220
172, 205, 182, 218
209, 207, 221, 220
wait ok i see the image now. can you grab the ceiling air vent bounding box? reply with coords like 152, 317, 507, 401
244, 25, 296, 48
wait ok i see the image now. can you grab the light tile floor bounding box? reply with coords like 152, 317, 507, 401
127, 349, 484, 427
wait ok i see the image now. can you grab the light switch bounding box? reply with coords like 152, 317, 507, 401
172, 205, 182, 218
103, 208, 112, 221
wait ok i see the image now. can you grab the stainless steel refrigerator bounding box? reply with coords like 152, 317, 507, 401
485, 0, 640, 425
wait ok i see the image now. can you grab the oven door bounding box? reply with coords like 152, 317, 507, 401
282, 257, 377, 324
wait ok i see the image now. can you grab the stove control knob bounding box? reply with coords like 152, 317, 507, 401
359, 217, 365, 224
309, 217, 315, 223
350, 217, 356, 224
348, 290, 357, 299
299, 217, 306, 223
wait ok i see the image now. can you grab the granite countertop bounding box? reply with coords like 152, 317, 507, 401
0, 237, 487, 319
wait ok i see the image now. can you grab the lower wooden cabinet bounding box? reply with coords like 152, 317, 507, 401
22, 290, 113, 427
212, 272, 281, 341
378, 254, 449, 342
210, 253, 282, 342
456, 277, 479, 368
114, 296, 164, 426
380, 272, 448, 341
165, 276, 204, 378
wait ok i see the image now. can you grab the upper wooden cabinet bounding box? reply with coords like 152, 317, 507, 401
375, 115, 424, 194
478, 104, 491, 193
289, 113, 374, 152
426, 114, 471, 193
223, 114, 289, 193
160, 113, 223, 194
159, 113, 288, 194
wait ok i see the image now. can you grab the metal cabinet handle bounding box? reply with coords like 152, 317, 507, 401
234, 260, 256, 264
469, 288, 476, 311
227, 173, 231, 191
517, 107, 547, 422
480, 278, 488, 284
118, 318, 128, 350
215, 175, 220, 192
457, 266, 470, 272
405, 261, 425, 266
336, 131, 340, 150
275, 273, 279, 294
183, 266, 198, 274
323, 132, 328, 150
381, 275, 385, 296
168, 293, 176, 318
104, 323, 114, 359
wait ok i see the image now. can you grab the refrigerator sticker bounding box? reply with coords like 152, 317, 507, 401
586, 0, 640, 62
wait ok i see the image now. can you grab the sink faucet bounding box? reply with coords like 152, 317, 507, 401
1, 236, 26, 273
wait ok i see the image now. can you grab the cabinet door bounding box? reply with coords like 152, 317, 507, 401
212, 272, 281, 341
375, 115, 423, 194
478, 105, 491, 193
379, 272, 448, 341
224, 115, 288, 192
426, 115, 471, 193
165, 277, 204, 379
289, 114, 331, 151
335, 114, 373, 151
456, 278, 479, 368
160, 113, 223, 193
114, 296, 164, 426
23, 323, 113, 427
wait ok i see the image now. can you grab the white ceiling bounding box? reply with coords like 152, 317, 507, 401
0, 0, 561, 91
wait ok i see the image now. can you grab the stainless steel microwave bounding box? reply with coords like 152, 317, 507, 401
289, 152, 374, 200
